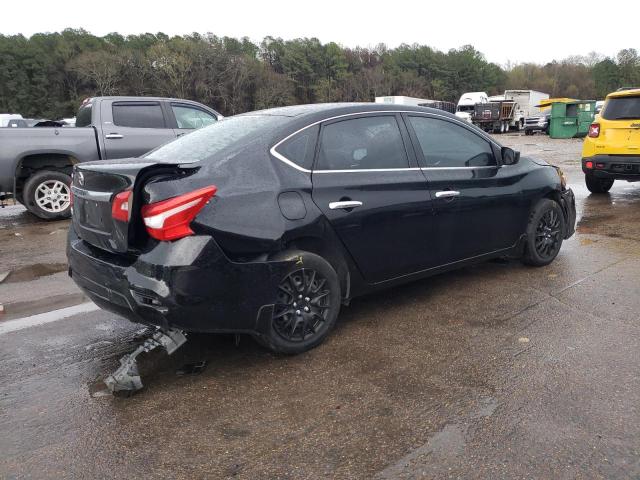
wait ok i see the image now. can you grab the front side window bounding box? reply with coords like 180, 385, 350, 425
409, 116, 495, 168
172, 104, 218, 129
112, 103, 165, 129
316, 116, 409, 170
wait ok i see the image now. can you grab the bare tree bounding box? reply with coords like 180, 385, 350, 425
67, 51, 121, 96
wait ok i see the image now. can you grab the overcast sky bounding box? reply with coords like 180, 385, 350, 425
2, 0, 637, 66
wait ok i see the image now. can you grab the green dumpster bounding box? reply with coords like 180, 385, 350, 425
549, 100, 596, 139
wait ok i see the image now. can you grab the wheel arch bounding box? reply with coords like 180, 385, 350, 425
15, 153, 78, 192
279, 235, 352, 301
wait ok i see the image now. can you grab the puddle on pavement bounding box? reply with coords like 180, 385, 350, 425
2, 262, 68, 283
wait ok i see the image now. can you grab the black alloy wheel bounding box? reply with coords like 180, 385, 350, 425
522, 199, 566, 267
257, 250, 341, 354
534, 208, 562, 261
273, 268, 331, 342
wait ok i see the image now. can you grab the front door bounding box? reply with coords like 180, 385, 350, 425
404, 114, 525, 264
169, 102, 219, 138
311, 114, 436, 284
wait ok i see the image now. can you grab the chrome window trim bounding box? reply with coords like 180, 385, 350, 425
269, 110, 498, 174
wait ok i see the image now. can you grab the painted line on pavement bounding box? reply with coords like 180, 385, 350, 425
0, 302, 100, 336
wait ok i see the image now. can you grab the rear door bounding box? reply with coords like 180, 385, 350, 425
168, 102, 219, 138
405, 114, 525, 263
310, 113, 437, 284
100, 100, 176, 159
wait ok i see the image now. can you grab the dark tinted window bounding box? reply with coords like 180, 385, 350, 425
274, 125, 319, 170
76, 104, 92, 127
317, 116, 408, 170
171, 104, 217, 129
146, 114, 288, 163
112, 103, 165, 128
409, 116, 495, 168
602, 97, 640, 120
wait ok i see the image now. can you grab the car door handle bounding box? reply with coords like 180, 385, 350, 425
329, 200, 363, 210
435, 190, 460, 198
105, 133, 123, 139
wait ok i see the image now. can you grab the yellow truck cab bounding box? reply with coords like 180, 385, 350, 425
582, 88, 640, 193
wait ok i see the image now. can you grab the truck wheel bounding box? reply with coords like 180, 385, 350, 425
256, 250, 341, 355
522, 199, 565, 267
585, 175, 614, 194
23, 170, 72, 220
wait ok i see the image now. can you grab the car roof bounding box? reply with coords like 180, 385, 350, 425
90, 96, 215, 105
240, 102, 458, 123
607, 88, 640, 99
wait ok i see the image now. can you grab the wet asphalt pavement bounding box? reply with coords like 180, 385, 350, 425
1, 135, 639, 479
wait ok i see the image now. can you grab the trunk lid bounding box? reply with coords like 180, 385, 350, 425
71, 158, 184, 253
599, 119, 640, 155
599, 95, 640, 155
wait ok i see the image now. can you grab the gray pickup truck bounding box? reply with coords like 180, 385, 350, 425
0, 96, 221, 219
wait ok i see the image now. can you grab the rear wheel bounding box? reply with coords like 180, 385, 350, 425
23, 170, 72, 220
585, 174, 614, 194
257, 250, 341, 354
522, 199, 565, 267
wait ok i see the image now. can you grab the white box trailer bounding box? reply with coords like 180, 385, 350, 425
503, 90, 549, 130
375, 96, 435, 106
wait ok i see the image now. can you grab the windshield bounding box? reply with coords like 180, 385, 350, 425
457, 105, 474, 112
602, 97, 640, 120
146, 115, 289, 163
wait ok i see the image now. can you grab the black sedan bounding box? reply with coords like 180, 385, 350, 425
67, 103, 576, 354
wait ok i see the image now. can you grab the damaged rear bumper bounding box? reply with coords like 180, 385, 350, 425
67, 225, 292, 334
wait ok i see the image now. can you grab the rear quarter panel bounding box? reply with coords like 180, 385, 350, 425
0, 127, 99, 191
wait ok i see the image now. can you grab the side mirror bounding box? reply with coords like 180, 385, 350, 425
501, 146, 520, 165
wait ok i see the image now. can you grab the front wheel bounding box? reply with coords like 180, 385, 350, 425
256, 250, 341, 354
522, 199, 565, 267
23, 170, 72, 220
585, 174, 614, 194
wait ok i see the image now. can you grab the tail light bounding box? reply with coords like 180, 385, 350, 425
585, 161, 594, 169
112, 190, 132, 222
588, 123, 600, 138
141, 186, 216, 241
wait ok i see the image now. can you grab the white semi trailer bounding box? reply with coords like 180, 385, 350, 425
503, 90, 549, 130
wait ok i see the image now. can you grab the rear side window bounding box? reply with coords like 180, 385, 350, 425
273, 125, 319, 170
317, 116, 409, 170
409, 116, 495, 168
112, 103, 165, 128
602, 97, 640, 120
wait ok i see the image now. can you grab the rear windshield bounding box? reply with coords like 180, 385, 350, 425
76, 104, 92, 127
145, 115, 288, 163
602, 97, 640, 120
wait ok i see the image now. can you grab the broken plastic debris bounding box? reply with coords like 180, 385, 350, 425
104, 328, 187, 395
518, 337, 530, 343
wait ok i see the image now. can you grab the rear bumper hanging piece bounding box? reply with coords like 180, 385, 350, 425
104, 328, 187, 395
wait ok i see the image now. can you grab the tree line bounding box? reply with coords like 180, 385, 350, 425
0, 29, 638, 119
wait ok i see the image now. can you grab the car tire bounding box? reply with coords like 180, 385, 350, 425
585, 174, 614, 194
256, 250, 341, 355
23, 170, 72, 220
522, 199, 566, 267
